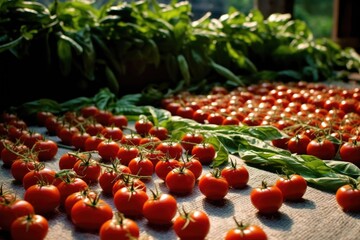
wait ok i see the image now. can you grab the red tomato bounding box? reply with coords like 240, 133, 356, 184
71, 131, 91, 151
155, 158, 181, 181
145, 149, 166, 169
10, 158, 37, 182
128, 156, 154, 178
0, 199, 35, 231
134, 117, 154, 136
222, 116, 240, 126
64, 188, 97, 217
120, 133, 142, 146
225, 217, 267, 240
80, 105, 100, 118
113, 185, 149, 218
176, 106, 195, 119
221, 158, 249, 189
275, 174, 307, 201
112, 176, 146, 196
57, 177, 89, 206
339, 140, 360, 167
165, 166, 195, 195
33, 139, 58, 161
59, 152, 81, 170
101, 126, 123, 141
57, 126, 80, 146
99, 212, 140, 240
95, 110, 113, 126
335, 182, 360, 212
71, 194, 113, 231
180, 132, 204, 153
181, 156, 203, 180
155, 141, 183, 160
1, 143, 30, 167
149, 126, 169, 140
306, 138, 336, 160
24, 183, 60, 214
287, 134, 311, 155
85, 122, 105, 136
139, 135, 161, 150
22, 165, 56, 190
73, 156, 101, 184
108, 114, 128, 129
207, 112, 225, 125
98, 163, 131, 195
191, 142, 216, 165
193, 109, 210, 123
84, 135, 104, 151
19, 131, 43, 148
10, 214, 48, 240
97, 139, 120, 162
198, 168, 229, 201
142, 188, 177, 225
173, 208, 210, 240
36, 111, 54, 126
250, 181, 283, 214
116, 145, 139, 166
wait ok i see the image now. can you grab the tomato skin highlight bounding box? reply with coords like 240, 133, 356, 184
10, 214, 48, 240
335, 184, 360, 212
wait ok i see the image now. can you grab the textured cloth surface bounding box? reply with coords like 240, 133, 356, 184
0, 126, 359, 240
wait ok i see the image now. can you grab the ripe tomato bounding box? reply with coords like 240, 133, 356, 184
113, 184, 149, 218
176, 106, 195, 119
57, 177, 89, 206
339, 140, 360, 167
128, 156, 154, 178
149, 126, 169, 140
142, 188, 177, 225
134, 116, 154, 136
101, 126, 123, 141
225, 217, 267, 240
221, 158, 249, 189
36, 111, 54, 126
95, 110, 113, 126
306, 138, 336, 160
155, 141, 183, 160
335, 181, 360, 212
139, 135, 161, 150
108, 114, 128, 129
85, 122, 105, 136
198, 168, 229, 201
10, 214, 48, 240
10, 158, 37, 182
275, 174, 307, 201
173, 208, 210, 240
0, 199, 35, 231
33, 139, 58, 161
112, 176, 146, 196
97, 139, 120, 162
155, 157, 181, 181
191, 142, 216, 165
165, 166, 195, 195
180, 132, 204, 153
84, 135, 104, 151
71, 131, 90, 151
73, 156, 101, 184
250, 181, 283, 214
22, 165, 56, 190
116, 145, 139, 166
59, 152, 81, 170
287, 134, 311, 155
24, 183, 60, 214
71, 194, 113, 231
120, 133, 142, 146
57, 125, 80, 146
19, 130, 43, 148
80, 105, 100, 118
64, 188, 97, 217
1, 143, 30, 167
99, 212, 140, 240
181, 156, 203, 180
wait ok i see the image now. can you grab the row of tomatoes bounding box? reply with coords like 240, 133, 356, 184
161, 81, 360, 167
0, 102, 359, 240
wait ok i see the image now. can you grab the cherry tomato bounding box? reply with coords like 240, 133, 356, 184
73, 156, 101, 184
191, 142, 216, 165
19, 130, 43, 148
10, 158, 37, 182
120, 133, 142, 146
139, 135, 161, 150
142, 188, 177, 225
198, 168, 229, 201
101, 126, 123, 141
33, 139, 58, 161
57, 176, 89, 206
85, 122, 105, 136
24, 183, 60, 214
306, 138, 336, 160
112, 175, 146, 196
99, 212, 140, 240
84, 135, 104, 151
275, 174, 307, 201
71, 131, 91, 151
1, 143, 30, 167
155, 157, 181, 181
181, 156, 203, 180
116, 145, 139, 166
64, 188, 97, 217
180, 132, 204, 153
0, 199, 35, 231
225, 217, 267, 240
108, 114, 128, 129
335, 181, 360, 212
250, 181, 283, 214
57, 125, 80, 146
59, 152, 81, 170
134, 116, 153, 136
97, 139, 120, 162
156, 141, 184, 160
221, 158, 249, 189
128, 156, 154, 178
71, 194, 113, 231
98, 162, 131, 196
80, 105, 100, 118
113, 184, 149, 218
22, 165, 56, 190
149, 126, 169, 140
94, 110, 113, 126
287, 134, 311, 155
173, 208, 210, 240
10, 214, 48, 240
165, 166, 195, 195
339, 140, 360, 167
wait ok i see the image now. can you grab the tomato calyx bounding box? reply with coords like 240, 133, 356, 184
232, 216, 251, 236
84, 192, 102, 208
210, 167, 222, 178
347, 178, 360, 190
177, 206, 193, 230
0, 185, 17, 205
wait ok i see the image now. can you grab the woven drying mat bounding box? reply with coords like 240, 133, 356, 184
0, 127, 359, 240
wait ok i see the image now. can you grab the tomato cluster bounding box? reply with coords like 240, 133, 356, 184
162, 81, 360, 165
1, 89, 360, 240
